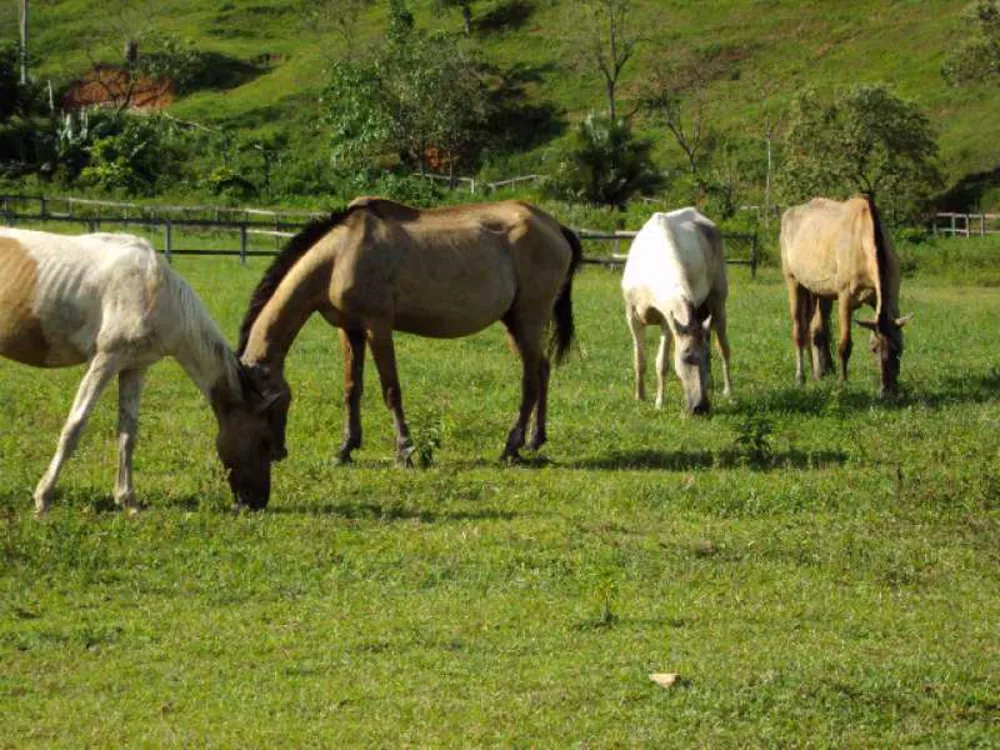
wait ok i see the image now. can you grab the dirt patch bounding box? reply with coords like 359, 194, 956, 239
62, 66, 175, 112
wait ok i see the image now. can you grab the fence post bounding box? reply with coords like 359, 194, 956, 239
240, 224, 248, 265
87, 219, 96, 233
750, 232, 758, 280
164, 220, 172, 264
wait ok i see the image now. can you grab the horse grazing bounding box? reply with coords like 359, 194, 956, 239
780, 195, 911, 397
0, 228, 278, 515
621, 208, 732, 415
231, 197, 581, 494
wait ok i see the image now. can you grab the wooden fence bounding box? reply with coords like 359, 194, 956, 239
932, 212, 1000, 237
0, 193, 758, 274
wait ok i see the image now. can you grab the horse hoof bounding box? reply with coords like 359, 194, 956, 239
396, 443, 417, 468
501, 451, 524, 465
336, 452, 354, 466
527, 435, 546, 452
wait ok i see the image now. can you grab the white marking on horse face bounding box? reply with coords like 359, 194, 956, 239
0, 237, 50, 366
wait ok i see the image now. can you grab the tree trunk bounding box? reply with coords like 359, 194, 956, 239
462, 5, 471, 37
19, 0, 29, 85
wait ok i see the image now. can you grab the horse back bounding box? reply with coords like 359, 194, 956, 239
622, 208, 725, 314
781, 196, 887, 306
0, 229, 169, 367
330, 201, 570, 337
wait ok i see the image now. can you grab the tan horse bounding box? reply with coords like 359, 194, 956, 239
227, 197, 581, 502
780, 195, 911, 397
0, 228, 277, 514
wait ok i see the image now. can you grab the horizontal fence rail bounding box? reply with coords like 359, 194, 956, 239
932, 212, 1000, 237
1, 194, 756, 274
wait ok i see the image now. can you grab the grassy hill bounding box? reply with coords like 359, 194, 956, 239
9, 0, 1000, 209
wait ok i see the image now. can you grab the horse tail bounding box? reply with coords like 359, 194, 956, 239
549, 226, 583, 365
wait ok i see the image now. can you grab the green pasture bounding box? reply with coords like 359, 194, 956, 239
1, 245, 999, 745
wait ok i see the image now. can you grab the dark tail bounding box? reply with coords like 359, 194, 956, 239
549, 226, 583, 365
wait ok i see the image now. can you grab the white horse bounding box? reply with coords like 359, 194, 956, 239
621, 208, 732, 415
0, 228, 277, 515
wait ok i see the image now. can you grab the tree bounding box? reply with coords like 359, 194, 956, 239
943, 0, 1000, 85
576, 0, 640, 121
322, 2, 490, 175
640, 65, 718, 199
436, 0, 476, 37
781, 84, 944, 221
300, 0, 375, 60
549, 112, 663, 210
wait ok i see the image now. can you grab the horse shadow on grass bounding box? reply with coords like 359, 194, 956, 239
572, 447, 847, 473
266, 499, 522, 523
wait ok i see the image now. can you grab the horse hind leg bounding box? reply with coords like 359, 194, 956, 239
810, 297, 834, 378
528, 357, 551, 451
710, 303, 733, 398
338, 328, 366, 464
113, 367, 146, 515
502, 319, 544, 463
34, 353, 119, 515
365, 324, 414, 466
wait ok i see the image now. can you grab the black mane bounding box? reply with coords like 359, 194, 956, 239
237, 206, 362, 356
862, 193, 891, 322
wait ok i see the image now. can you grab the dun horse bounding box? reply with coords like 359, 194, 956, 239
780, 194, 911, 397
0, 228, 278, 514
231, 197, 581, 493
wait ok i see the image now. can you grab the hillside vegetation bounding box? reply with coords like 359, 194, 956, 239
7, 0, 1000, 209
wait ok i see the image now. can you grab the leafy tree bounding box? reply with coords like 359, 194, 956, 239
0, 43, 23, 123
549, 112, 663, 210
943, 0, 1000, 85
322, 2, 489, 175
781, 84, 944, 221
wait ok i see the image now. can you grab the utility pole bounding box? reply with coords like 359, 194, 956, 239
19, 0, 29, 85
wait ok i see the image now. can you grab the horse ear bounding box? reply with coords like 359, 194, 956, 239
854, 318, 879, 332
254, 388, 284, 414
894, 314, 913, 328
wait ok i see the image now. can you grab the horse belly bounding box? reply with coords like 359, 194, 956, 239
0, 241, 87, 367
392, 267, 517, 338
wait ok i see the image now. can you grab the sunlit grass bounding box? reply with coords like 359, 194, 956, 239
0, 249, 998, 744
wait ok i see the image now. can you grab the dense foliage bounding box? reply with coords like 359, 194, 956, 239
781, 84, 944, 221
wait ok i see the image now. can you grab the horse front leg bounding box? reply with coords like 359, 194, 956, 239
654, 326, 671, 410
528, 357, 550, 451
625, 305, 646, 401
338, 328, 366, 464
34, 353, 118, 516
113, 367, 146, 514
366, 325, 414, 466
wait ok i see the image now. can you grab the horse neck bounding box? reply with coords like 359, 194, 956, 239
240, 255, 328, 370
167, 275, 244, 407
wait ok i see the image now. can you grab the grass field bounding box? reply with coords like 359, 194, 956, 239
1, 247, 999, 745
